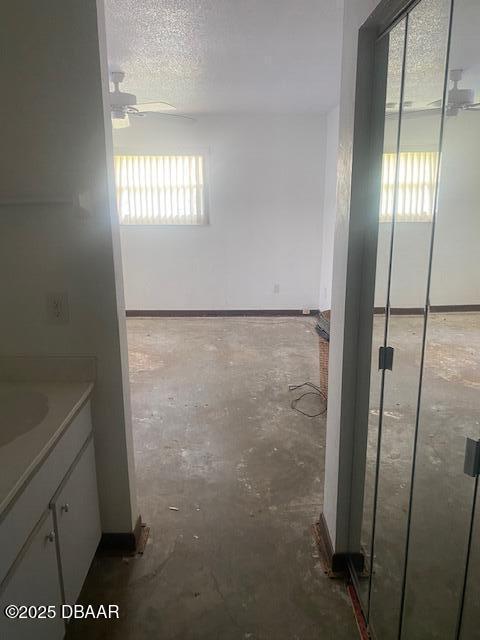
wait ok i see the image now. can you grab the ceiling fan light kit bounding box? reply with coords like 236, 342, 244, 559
112, 113, 130, 129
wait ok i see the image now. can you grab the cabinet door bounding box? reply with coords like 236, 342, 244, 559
52, 438, 101, 605
0, 510, 64, 640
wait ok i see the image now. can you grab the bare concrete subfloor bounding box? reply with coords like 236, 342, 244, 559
67, 317, 357, 640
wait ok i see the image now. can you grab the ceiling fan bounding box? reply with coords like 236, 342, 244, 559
109, 71, 193, 128
386, 69, 480, 117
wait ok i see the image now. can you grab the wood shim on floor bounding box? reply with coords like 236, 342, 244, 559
347, 583, 371, 640
311, 522, 344, 579
136, 523, 150, 555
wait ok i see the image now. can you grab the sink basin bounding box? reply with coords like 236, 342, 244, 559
0, 389, 49, 447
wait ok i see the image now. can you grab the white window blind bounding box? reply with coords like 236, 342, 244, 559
114, 155, 206, 225
380, 151, 439, 222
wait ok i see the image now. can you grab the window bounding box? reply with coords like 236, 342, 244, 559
380, 151, 439, 222
114, 155, 206, 225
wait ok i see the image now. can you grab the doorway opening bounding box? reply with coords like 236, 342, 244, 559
69, 2, 360, 639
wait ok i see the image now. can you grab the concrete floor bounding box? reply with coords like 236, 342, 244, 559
358, 313, 480, 640
67, 317, 358, 640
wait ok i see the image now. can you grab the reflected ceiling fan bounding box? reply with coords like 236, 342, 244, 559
429, 69, 480, 116
109, 71, 193, 128
387, 69, 480, 117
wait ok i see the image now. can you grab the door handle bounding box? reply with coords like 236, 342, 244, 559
46, 531, 56, 543
379, 346, 394, 371
464, 438, 480, 478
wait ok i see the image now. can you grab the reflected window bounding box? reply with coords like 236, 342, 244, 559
380, 151, 438, 222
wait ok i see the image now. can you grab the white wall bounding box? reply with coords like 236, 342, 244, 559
114, 114, 326, 311
323, 0, 381, 552
0, 0, 138, 534
319, 106, 340, 311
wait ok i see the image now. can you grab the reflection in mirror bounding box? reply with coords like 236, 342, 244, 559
459, 494, 480, 640
401, 0, 480, 636
368, 0, 452, 638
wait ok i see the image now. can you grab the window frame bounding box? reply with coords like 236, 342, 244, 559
114, 147, 211, 227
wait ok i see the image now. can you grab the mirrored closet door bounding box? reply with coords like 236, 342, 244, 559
354, 0, 480, 638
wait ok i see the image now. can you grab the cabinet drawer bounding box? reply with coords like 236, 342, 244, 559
0, 510, 64, 640
52, 437, 101, 605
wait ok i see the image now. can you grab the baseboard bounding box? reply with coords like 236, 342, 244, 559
97, 515, 144, 556
128, 305, 479, 319
312, 514, 365, 577
374, 305, 480, 316
373, 306, 424, 315
430, 304, 480, 313
126, 309, 320, 318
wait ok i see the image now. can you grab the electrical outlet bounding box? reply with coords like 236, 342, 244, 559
46, 292, 70, 324
273, 283, 280, 294
302, 308, 311, 315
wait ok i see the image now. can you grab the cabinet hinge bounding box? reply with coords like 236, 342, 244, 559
378, 346, 394, 371
464, 438, 480, 478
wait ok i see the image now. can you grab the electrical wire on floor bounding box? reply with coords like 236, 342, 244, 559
288, 382, 327, 418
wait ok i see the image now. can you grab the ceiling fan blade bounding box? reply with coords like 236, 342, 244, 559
135, 101, 176, 112
140, 112, 196, 122
467, 102, 480, 109
387, 107, 441, 119
428, 99, 443, 107
405, 108, 443, 117
125, 106, 144, 116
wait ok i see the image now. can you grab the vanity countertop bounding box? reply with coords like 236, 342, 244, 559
0, 381, 93, 516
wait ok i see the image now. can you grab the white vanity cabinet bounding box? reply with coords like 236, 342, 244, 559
51, 438, 101, 605
0, 510, 65, 640
0, 392, 101, 640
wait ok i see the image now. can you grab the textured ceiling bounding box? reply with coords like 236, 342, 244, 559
104, 0, 344, 114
